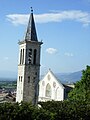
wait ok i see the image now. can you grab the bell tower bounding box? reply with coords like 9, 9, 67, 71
16, 8, 43, 104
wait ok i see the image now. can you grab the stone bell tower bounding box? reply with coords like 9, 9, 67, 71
16, 8, 43, 104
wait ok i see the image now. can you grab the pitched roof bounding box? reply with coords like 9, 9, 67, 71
40, 69, 65, 89
25, 8, 38, 41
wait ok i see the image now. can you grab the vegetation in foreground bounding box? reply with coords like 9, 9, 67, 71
0, 65, 90, 120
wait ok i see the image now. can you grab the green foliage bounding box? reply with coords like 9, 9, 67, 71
0, 100, 90, 119
39, 100, 90, 120
0, 100, 89, 120
68, 65, 90, 101
0, 102, 54, 120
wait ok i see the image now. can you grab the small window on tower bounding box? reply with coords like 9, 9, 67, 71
22, 49, 24, 64
28, 76, 30, 83
21, 76, 22, 82
28, 49, 32, 64
20, 49, 22, 64
19, 76, 20, 82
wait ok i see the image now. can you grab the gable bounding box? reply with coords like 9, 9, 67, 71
39, 69, 65, 101
39, 70, 64, 89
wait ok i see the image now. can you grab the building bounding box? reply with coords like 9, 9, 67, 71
38, 69, 73, 102
16, 8, 73, 104
16, 8, 43, 104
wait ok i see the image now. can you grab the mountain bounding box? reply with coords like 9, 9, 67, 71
0, 70, 82, 83
55, 71, 82, 84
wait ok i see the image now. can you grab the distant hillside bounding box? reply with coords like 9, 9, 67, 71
55, 71, 82, 84
0, 70, 82, 83
0, 78, 16, 81
0, 71, 17, 81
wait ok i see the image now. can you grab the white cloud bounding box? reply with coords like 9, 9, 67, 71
46, 48, 57, 54
64, 52, 74, 57
6, 14, 29, 25
6, 10, 90, 26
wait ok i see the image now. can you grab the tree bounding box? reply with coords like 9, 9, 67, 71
68, 65, 90, 101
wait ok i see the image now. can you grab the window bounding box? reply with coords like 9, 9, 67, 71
21, 76, 22, 82
28, 49, 32, 64
35, 72, 37, 75
19, 76, 20, 82
45, 83, 52, 97
47, 75, 51, 80
20, 49, 24, 64
33, 49, 37, 65
22, 49, 24, 64
28, 76, 30, 83
42, 81, 45, 86
19, 76, 22, 82
53, 82, 56, 88
20, 49, 22, 64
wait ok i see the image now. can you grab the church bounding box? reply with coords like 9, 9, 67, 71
38, 69, 65, 102
16, 8, 72, 104
38, 69, 73, 102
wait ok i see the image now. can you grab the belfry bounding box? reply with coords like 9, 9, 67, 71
16, 8, 43, 104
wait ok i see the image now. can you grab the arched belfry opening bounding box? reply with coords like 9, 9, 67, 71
33, 49, 37, 65
28, 49, 32, 64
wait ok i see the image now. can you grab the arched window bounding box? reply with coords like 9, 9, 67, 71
28, 49, 32, 64
28, 76, 30, 83
45, 83, 52, 97
33, 49, 37, 65
22, 49, 24, 64
20, 49, 22, 64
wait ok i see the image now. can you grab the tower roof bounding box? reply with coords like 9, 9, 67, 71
25, 8, 38, 41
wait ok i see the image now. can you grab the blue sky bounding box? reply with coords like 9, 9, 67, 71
0, 0, 90, 77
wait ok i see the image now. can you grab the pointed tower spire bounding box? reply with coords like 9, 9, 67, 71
25, 7, 38, 41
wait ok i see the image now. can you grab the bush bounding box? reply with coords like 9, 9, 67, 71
39, 100, 90, 120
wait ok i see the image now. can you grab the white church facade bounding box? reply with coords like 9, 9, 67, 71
38, 69, 65, 102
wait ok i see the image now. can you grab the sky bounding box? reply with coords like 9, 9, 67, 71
0, 0, 90, 77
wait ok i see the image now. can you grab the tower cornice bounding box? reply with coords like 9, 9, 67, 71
18, 40, 43, 45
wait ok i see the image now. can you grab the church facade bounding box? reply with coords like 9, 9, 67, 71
38, 69, 73, 102
38, 69, 65, 102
